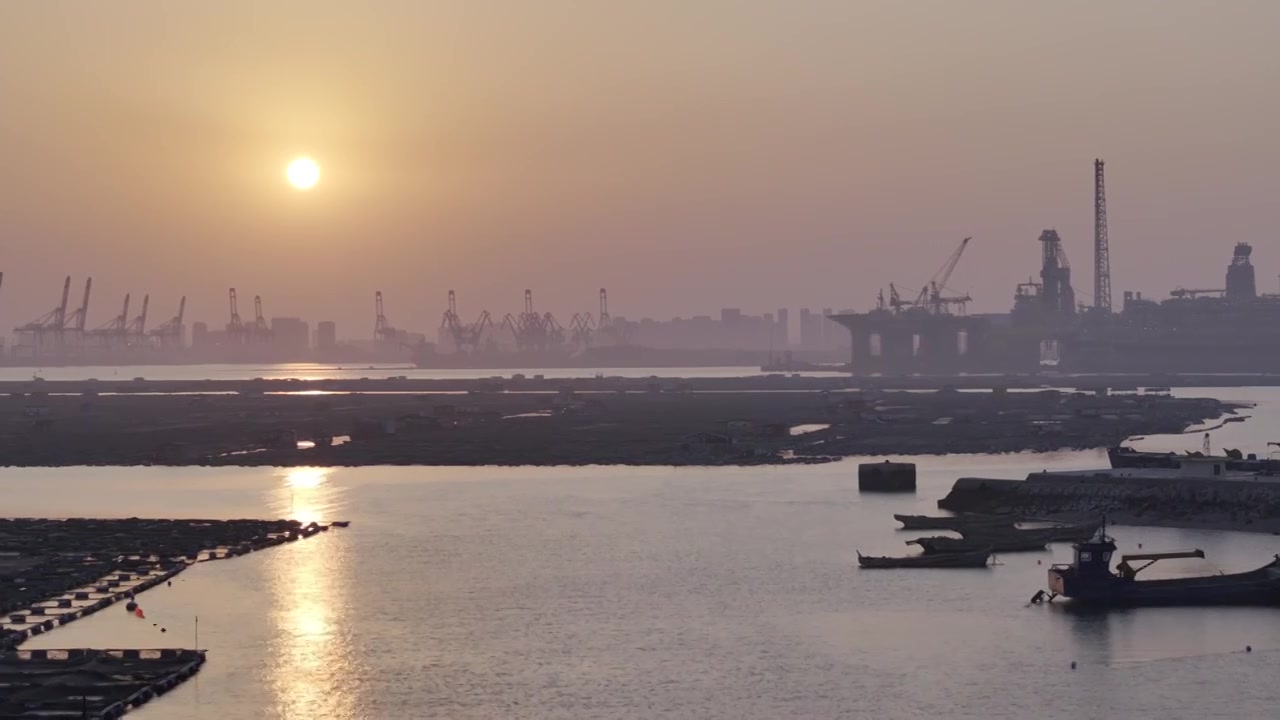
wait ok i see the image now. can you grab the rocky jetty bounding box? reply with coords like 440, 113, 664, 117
938, 473, 1280, 533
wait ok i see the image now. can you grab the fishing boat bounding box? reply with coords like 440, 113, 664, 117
893, 513, 1015, 531
1042, 524, 1280, 607
858, 549, 991, 569
909, 535, 1048, 554
1108, 445, 1278, 473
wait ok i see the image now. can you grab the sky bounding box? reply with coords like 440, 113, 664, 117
2, 1, 1279, 338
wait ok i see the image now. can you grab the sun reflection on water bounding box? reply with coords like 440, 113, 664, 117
277, 467, 338, 527
285, 467, 328, 489
266, 466, 361, 717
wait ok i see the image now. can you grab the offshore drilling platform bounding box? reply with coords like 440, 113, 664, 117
832, 159, 1280, 374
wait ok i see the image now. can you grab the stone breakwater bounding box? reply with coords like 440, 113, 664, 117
938, 473, 1280, 533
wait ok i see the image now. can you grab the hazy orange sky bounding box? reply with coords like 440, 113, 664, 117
2, 1, 1279, 337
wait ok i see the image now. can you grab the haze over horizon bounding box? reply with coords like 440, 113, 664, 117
3, 1, 1279, 338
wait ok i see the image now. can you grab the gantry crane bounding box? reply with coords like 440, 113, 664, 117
227, 288, 246, 343
374, 291, 399, 345
441, 290, 494, 354
87, 293, 129, 346
252, 295, 272, 341
148, 296, 186, 347
16, 276, 73, 349
128, 294, 149, 345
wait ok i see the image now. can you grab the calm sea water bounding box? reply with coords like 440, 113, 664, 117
14, 387, 1280, 719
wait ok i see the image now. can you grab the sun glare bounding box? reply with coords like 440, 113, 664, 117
285, 467, 328, 488
287, 157, 320, 190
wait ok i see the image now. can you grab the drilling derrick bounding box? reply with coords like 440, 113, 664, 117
1225, 242, 1257, 301
148, 296, 186, 348
1094, 159, 1112, 313
1039, 230, 1076, 318
374, 291, 399, 346
227, 288, 247, 344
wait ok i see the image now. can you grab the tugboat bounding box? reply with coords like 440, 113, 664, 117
1039, 521, 1280, 607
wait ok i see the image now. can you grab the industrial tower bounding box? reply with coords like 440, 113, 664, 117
1094, 159, 1111, 313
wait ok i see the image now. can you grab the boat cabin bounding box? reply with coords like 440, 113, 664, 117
1177, 456, 1227, 478
1049, 525, 1207, 598
1056, 528, 1118, 584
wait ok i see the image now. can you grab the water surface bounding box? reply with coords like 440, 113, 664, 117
15, 387, 1280, 719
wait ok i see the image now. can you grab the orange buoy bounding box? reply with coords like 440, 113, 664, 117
134, 607, 145, 619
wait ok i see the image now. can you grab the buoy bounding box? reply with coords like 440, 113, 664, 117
134, 607, 145, 619
125, 601, 138, 612
160, 627, 167, 633
1246, 645, 1252, 653
1070, 661, 1077, 669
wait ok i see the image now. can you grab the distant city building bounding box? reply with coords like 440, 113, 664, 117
617, 310, 779, 350
271, 317, 310, 352
799, 308, 822, 349
316, 321, 337, 350
776, 308, 789, 345
191, 321, 209, 348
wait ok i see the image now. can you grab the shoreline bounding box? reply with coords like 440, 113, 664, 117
0, 387, 1234, 467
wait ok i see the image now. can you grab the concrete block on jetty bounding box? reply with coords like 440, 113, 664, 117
859, 461, 917, 492
938, 471, 1280, 533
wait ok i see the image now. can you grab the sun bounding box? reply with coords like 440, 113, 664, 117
286, 157, 320, 190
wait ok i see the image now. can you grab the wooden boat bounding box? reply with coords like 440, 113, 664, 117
909, 535, 1047, 554
961, 520, 1100, 544
858, 549, 991, 569
1034, 521, 1102, 543
1045, 524, 1280, 606
893, 513, 1015, 531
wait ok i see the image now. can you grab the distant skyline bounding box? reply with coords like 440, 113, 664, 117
3, 1, 1280, 336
